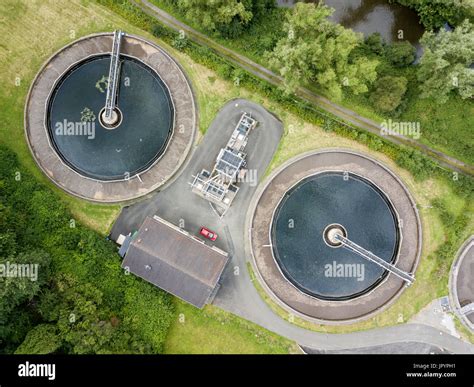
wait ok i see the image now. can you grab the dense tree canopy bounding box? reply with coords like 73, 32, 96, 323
0, 146, 175, 354
370, 76, 408, 113
393, 0, 474, 29
165, 0, 275, 37
385, 41, 416, 67
15, 324, 61, 355
417, 19, 474, 103
266, 3, 379, 99
364, 33, 385, 55
175, 0, 252, 36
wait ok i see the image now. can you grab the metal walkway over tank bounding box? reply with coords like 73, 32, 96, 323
104, 30, 123, 122
334, 233, 415, 285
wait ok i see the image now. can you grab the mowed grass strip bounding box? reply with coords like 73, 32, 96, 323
164, 300, 299, 354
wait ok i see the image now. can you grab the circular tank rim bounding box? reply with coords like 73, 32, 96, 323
24, 32, 197, 203
246, 149, 422, 324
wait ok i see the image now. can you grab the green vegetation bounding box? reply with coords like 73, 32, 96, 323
453, 314, 474, 344
266, 3, 378, 99
100, 0, 474, 189
392, 0, 474, 29
1, 0, 472, 354
164, 0, 277, 38
385, 41, 416, 67
94, 0, 474, 286
0, 0, 299, 354
172, 0, 253, 37
151, 0, 474, 164
401, 95, 473, 164
164, 300, 298, 354
418, 20, 474, 103
15, 324, 62, 355
0, 145, 175, 354
151, 0, 285, 63
159, 8, 474, 334
370, 76, 408, 113
0, 0, 120, 234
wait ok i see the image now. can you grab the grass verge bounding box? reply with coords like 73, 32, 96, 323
164, 300, 299, 354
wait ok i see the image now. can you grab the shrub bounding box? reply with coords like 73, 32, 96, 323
0, 146, 175, 354
365, 33, 385, 55
385, 41, 416, 67
370, 76, 408, 113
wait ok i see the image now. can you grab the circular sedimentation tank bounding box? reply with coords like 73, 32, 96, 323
249, 150, 422, 323
25, 32, 196, 202
271, 172, 400, 301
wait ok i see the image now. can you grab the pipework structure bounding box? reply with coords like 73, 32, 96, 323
190, 113, 257, 214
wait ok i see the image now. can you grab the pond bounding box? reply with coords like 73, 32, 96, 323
277, 0, 424, 48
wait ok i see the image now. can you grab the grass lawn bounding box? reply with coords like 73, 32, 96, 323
164, 300, 299, 354
0, 0, 127, 234
453, 315, 474, 344
401, 96, 474, 164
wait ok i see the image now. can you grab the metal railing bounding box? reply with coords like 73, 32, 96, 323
104, 30, 123, 120
335, 233, 415, 284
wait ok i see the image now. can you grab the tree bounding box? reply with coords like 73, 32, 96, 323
266, 3, 378, 99
365, 33, 385, 55
370, 76, 408, 113
15, 324, 61, 354
44, 275, 116, 354
417, 19, 474, 103
176, 0, 253, 35
393, 0, 474, 29
385, 41, 416, 67
243, 0, 275, 20
0, 250, 51, 322
0, 145, 175, 355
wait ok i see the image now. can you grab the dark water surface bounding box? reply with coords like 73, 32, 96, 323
271, 172, 399, 300
48, 55, 173, 181
277, 0, 424, 46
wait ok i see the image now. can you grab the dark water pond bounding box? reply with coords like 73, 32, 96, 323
277, 0, 424, 47
48, 55, 173, 181
271, 172, 399, 300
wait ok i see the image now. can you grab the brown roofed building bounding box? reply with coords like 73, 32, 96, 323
121, 216, 229, 308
